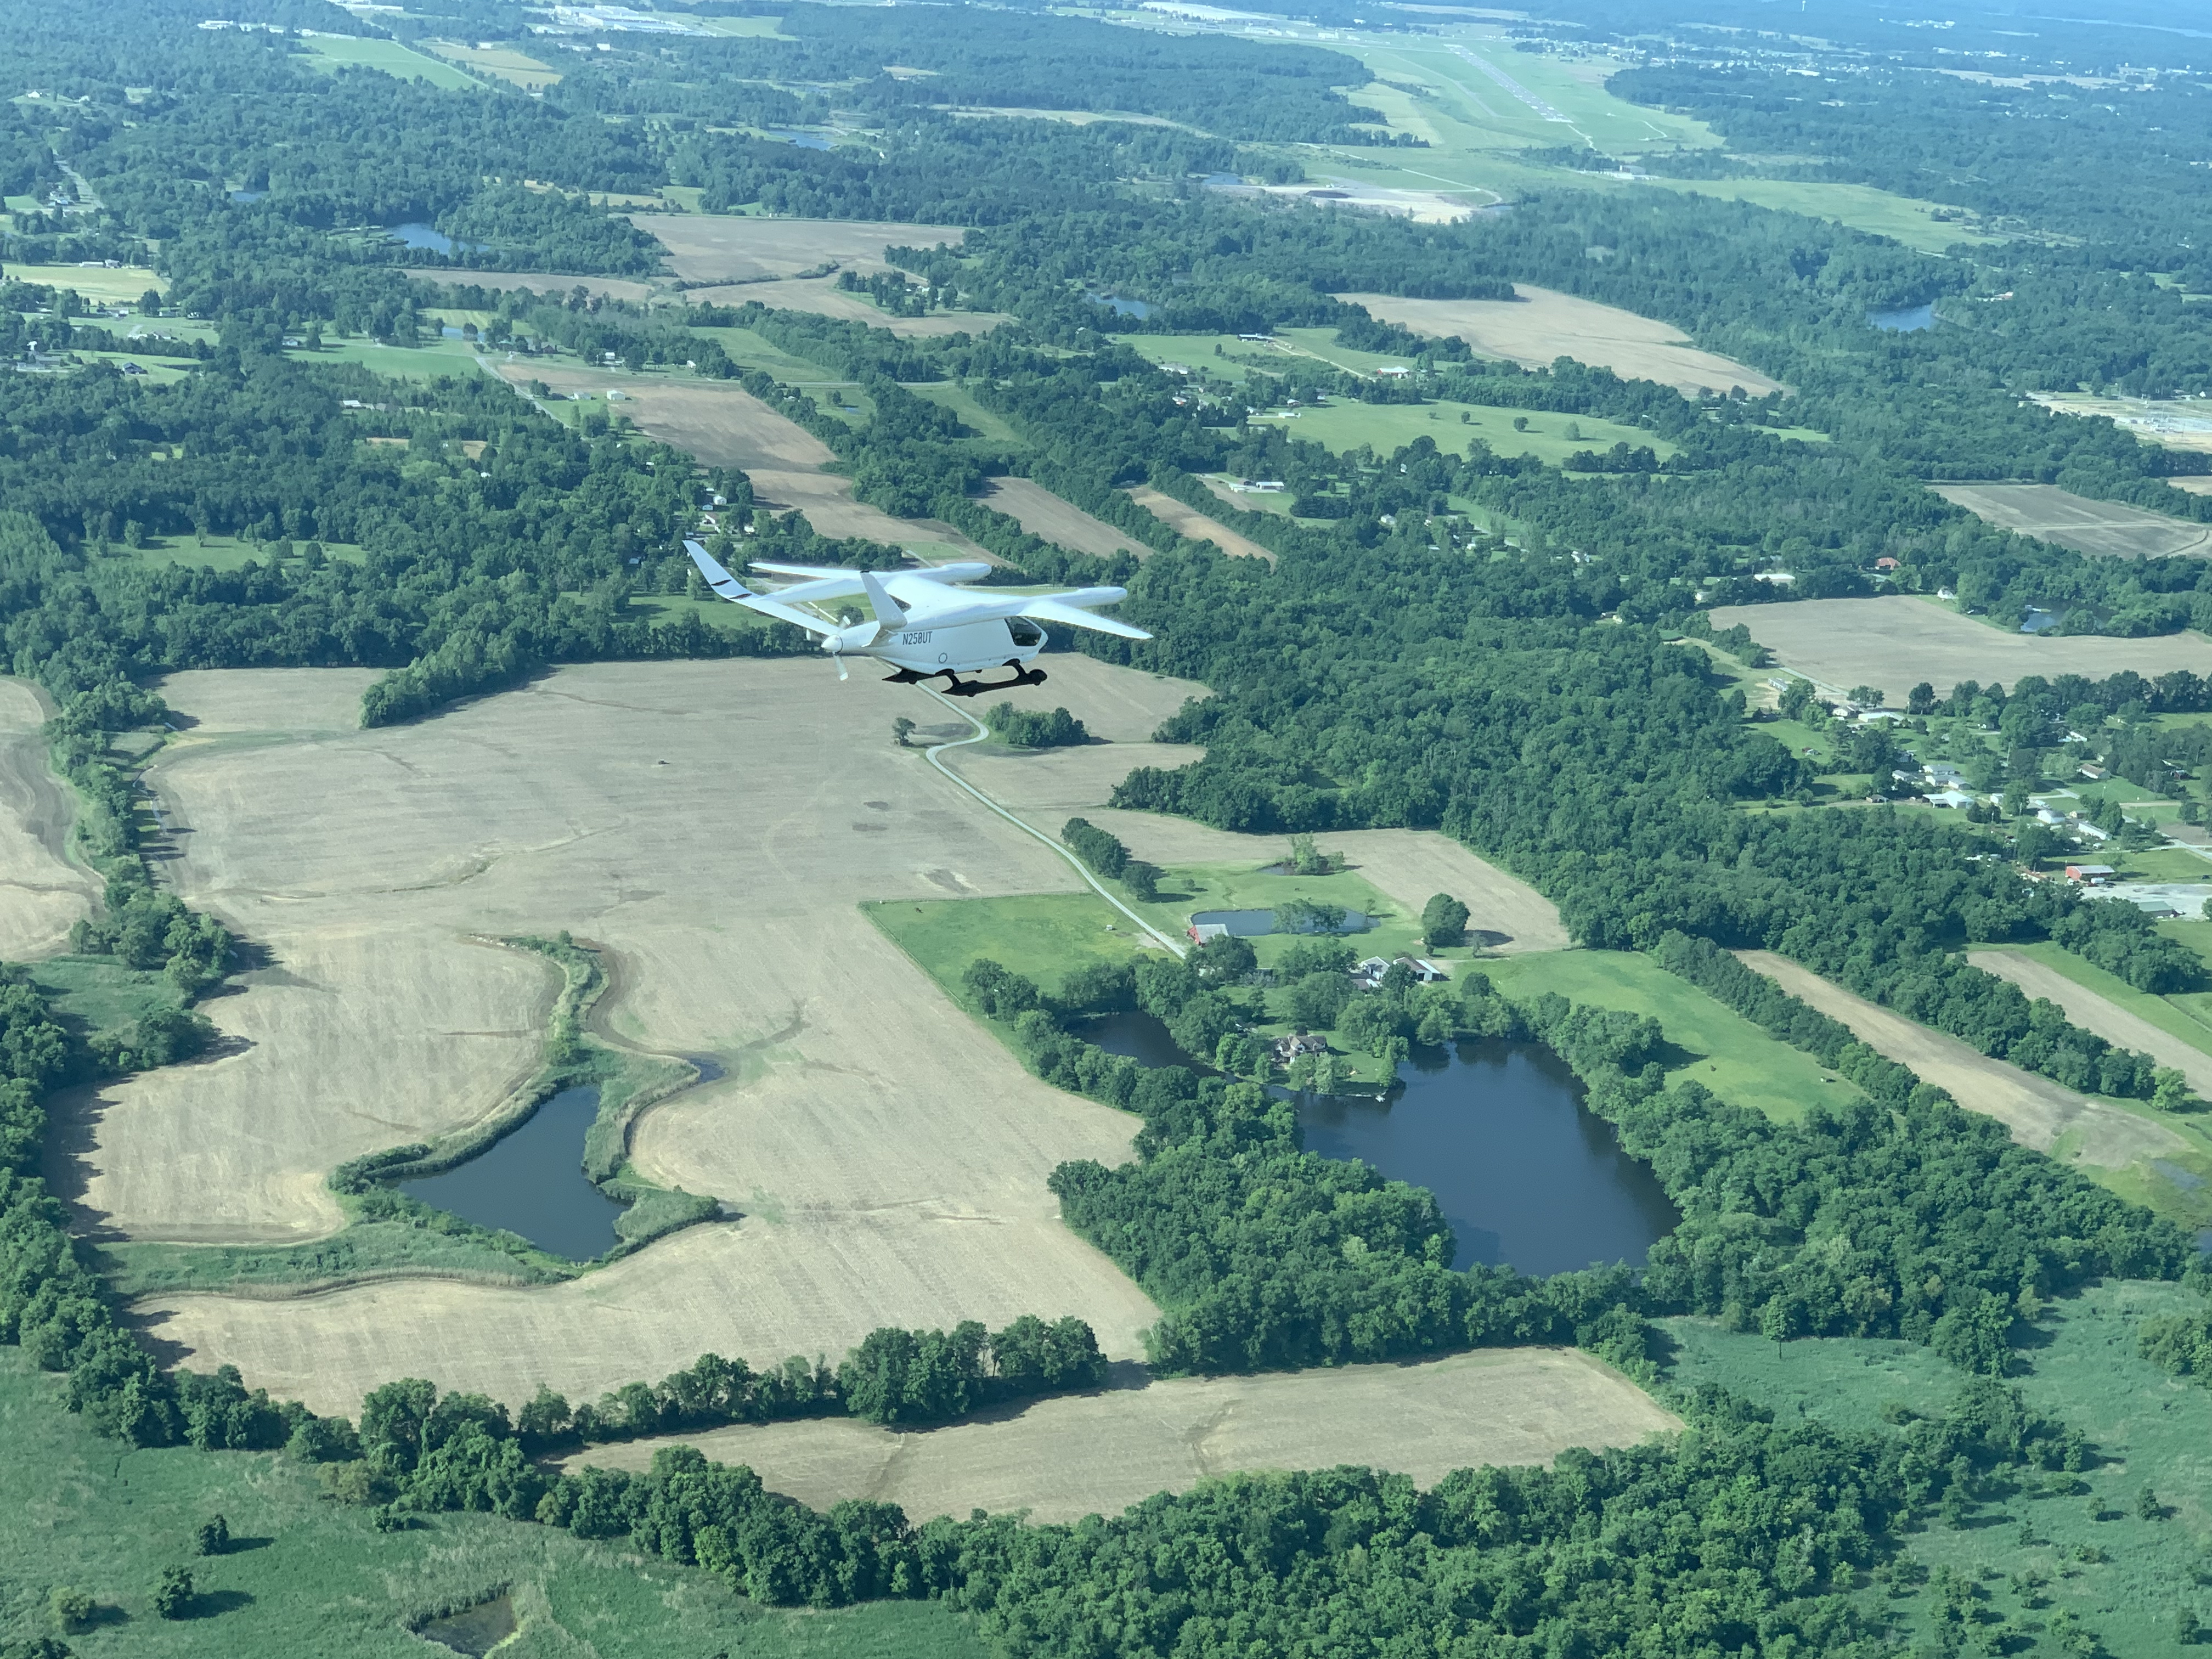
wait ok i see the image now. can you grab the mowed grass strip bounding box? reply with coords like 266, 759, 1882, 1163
0, 1352, 989, 1658
1477, 949, 1866, 1123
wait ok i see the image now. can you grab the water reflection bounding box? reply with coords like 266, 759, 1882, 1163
1296, 1039, 1677, 1276
1869, 301, 1936, 332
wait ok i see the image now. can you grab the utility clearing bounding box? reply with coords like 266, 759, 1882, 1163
1338, 286, 1786, 398
1708, 596, 2212, 700
113, 659, 1181, 1414
571, 1348, 1679, 1523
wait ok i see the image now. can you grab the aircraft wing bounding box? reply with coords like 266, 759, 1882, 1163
684, 540, 838, 636
1022, 597, 1151, 640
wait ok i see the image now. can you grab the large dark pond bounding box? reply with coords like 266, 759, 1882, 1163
400, 1086, 624, 1261
1296, 1039, 1677, 1276
1080, 1012, 1677, 1276
1080, 1009, 1206, 1071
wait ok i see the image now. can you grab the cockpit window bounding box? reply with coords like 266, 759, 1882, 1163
1009, 619, 1044, 646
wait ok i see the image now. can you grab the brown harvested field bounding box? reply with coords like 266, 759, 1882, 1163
571, 1348, 1678, 1523
492, 362, 988, 552
683, 278, 1009, 338
1707, 596, 2212, 701
2174, 477, 2212, 498
0, 679, 98, 960
1739, 951, 2185, 1170
976, 652, 1207, 744
1970, 950, 2212, 1098
410, 269, 657, 304
1339, 286, 1787, 398
1123, 485, 1276, 562
119, 658, 1167, 1415
982, 477, 1145, 560
1932, 483, 2212, 558
635, 216, 967, 284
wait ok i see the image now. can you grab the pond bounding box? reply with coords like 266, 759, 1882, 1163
763, 129, 834, 150
416, 1594, 516, 1657
1296, 1038, 1678, 1276
227, 188, 265, 203
1190, 906, 1372, 938
386, 222, 483, 255
1087, 292, 1154, 318
1868, 301, 1936, 332
400, 1086, 624, 1261
1079, 1009, 1212, 1072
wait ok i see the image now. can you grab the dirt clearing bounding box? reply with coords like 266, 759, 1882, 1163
634, 217, 967, 284
683, 278, 1009, 338
1707, 597, 2212, 701
1739, 951, 2185, 1169
571, 1347, 1678, 1523
1932, 483, 2212, 558
983, 477, 1145, 560
1123, 486, 1277, 562
1340, 286, 1787, 398
1970, 950, 2212, 1098
492, 363, 988, 552
118, 659, 1165, 1413
0, 679, 98, 960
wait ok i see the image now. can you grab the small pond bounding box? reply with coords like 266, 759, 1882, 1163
1079, 1008, 1212, 1072
400, 1086, 624, 1261
1190, 906, 1372, 938
416, 1594, 516, 1657
386, 222, 483, 255
1296, 1038, 1678, 1276
1868, 301, 1936, 332
764, 128, 834, 150
228, 188, 265, 203
1087, 292, 1154, 318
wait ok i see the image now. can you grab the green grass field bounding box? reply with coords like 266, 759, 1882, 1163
904, 381, 1023, 444
3, 263, 167, 304
1477, 949, 1867, 1123
106, 537, 368, 574
0, 1352, 989, 1658
1256, 398, 1675, 466
686, 325, 849, 383
297, 34, 483, 92
1665, 1279, 2212, 1658
284, 335, 485, 381
1640, 177, 2002, 256
865, 891, 1150, 997
26, 956, 180, 1040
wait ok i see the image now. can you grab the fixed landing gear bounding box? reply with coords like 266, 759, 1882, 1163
889, 661, 1048, 697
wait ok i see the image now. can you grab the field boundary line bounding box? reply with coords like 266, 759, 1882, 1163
919, 688, 1187, 956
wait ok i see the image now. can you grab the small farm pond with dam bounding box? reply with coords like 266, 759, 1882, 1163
400, 1085, 624, 1261
1084, 1014, 1676, 1276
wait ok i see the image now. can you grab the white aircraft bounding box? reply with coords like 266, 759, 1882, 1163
682, 539, 1149, 696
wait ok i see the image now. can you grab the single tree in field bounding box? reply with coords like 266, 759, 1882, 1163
1421, 893, 1469, 950
196, 1514, 229, 1556
153, 1566, 194, 1620
49, 1585, 93, 1633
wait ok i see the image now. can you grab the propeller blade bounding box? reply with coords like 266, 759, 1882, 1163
836, 655, 849, 681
